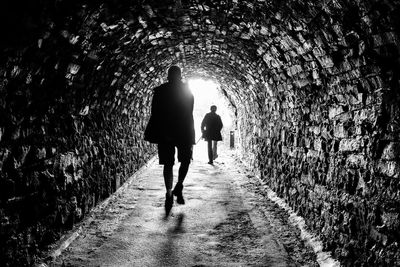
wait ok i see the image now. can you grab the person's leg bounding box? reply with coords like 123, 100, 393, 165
212, 140, 218, 160
163, 164, 174, 215
178, 161, 189, 185
163, 164, 173, 195
174, 161, 189, 204
173, 145, 192, 204
207, 140, 213, 163
158, 143, 175, 216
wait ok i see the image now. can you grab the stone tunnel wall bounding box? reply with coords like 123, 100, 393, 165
0, 52, 155, 266
235, 1, 400, 266
0, 2, 156, 266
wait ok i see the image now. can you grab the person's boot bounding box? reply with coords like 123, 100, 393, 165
172, 183, 185, 205
165, 193, 173, 216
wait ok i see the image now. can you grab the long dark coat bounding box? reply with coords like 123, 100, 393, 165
201, 112, 223, 141
144, 81, 195, 145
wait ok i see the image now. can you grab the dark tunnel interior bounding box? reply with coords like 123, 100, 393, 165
1, 0, 400, 266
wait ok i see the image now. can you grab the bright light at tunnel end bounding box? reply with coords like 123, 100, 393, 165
187, 77, 233, 142
187, 78, 219, 101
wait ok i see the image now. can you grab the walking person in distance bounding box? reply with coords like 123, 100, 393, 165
201, 105, 223, 165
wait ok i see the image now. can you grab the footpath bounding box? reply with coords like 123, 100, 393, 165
46, 143, 321, 267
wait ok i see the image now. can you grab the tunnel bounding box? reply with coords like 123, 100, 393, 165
1, 0, 400, 266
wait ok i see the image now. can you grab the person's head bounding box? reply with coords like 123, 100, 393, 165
167, 66, 182, 82
210, 105, 217, 112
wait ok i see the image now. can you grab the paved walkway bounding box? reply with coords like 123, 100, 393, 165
48, 143, 319, 267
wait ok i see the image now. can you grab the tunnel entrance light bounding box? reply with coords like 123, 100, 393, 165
188, 78, 233, 143
188, 78, 219, 104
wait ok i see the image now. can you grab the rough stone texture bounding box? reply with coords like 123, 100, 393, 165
236, 1, 400, 266
0, 0, 400, 266
0, 2, 155, 266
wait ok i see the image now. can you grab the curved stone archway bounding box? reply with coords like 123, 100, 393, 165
1, 0, 400, 266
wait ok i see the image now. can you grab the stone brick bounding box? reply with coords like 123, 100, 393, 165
376, 160, 400, 178
333, 124, 348, 138
346, 154, 367, 169
329, 106, 344, 120
381, 211, 400, 232
339, 138, 362, 152
381, 142, 400, 160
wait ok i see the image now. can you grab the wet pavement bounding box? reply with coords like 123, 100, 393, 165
47, 143, 320, 267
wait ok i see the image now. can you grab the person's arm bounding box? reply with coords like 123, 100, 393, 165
144, 88, 160, 142
190, 93, 194, 113
201, 114, 207, 131
217, 115, 223, 131
151, 89, 160, 116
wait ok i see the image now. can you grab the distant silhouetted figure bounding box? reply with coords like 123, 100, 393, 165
144, 66, 195, 217
201, 105, 223, 164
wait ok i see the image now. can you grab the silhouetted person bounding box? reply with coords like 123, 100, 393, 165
144, 66, 195, 217
201, 105, 223, 164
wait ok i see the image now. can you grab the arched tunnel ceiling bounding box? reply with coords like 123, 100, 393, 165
1, 0, 395, 119
52, 0, 368, 116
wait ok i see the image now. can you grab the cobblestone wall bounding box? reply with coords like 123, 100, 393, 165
1, 0, 400, 266
0, 2, 156, 266
237, 1, 400, 266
